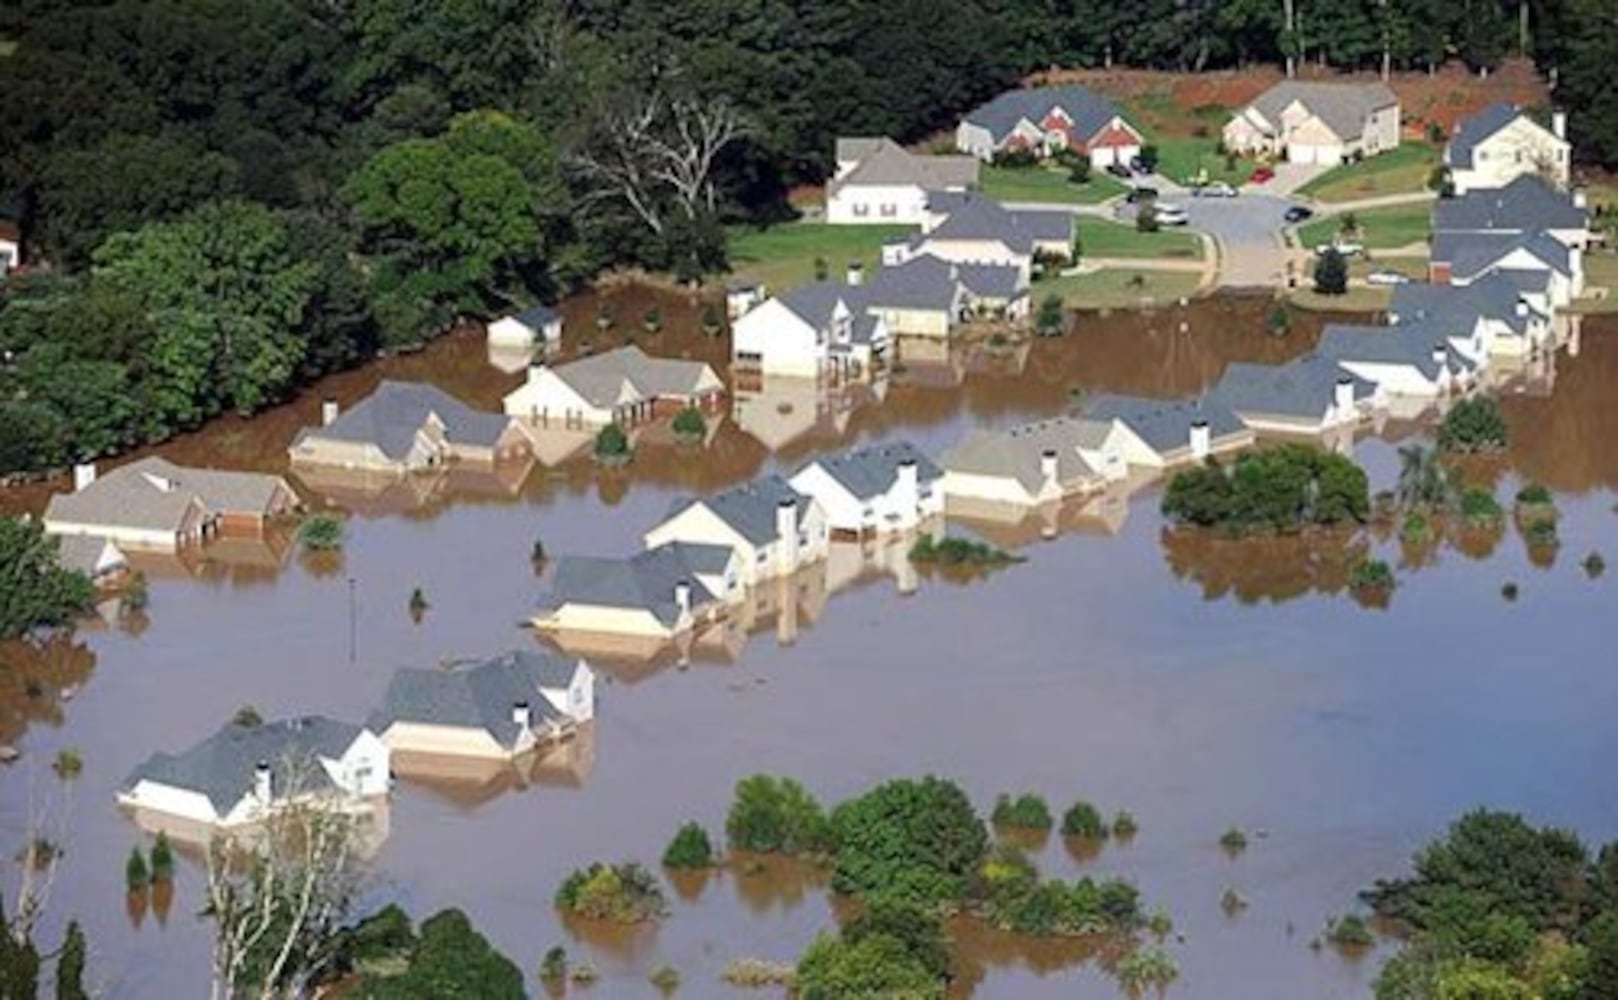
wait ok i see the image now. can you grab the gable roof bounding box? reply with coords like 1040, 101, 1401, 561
1212, 356, 1376, 418
963, 85, 1129, 144
306, 381, 513, 459
1433, 176, 1586, 234
663, 475, 811, 547
547, 346, 720, 409
830, 137, 979, 194
1432, 229, 1571, 280
775, 282, 866, 330
942, 416, 1112, 494
541, 542, 727, 627
1389, 276, 1534, 335
43, 456, 287, 532
369, 650, 579, 749
1317, 322, 1477, 379
513, 305, 560, 329
123, 716, 363, 817
862, 256, 963, 312
1083, 393, 1247, 453
924, 195, 1072, 253
1245, 81, 1397, 141
54, 534, 124, 576
800, 440, 942, 501
1445, 103, 1563, 169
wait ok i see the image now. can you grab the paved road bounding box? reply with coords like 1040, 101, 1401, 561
1116, 192, 1303, 290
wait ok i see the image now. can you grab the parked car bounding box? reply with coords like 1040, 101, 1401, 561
1283, 205, 1314, 223
1315, 241, 1364, 258
1193, 181, 1238, 198
1128, 155, 1154, 175
1249, 166, 1275, 184
1153, 204, 1189, 226
1105, 162, 1132, 179
1126, 186, 1159, 204
1366, 269, 1412, 286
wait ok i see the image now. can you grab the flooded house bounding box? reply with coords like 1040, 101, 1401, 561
117, 716, 390, 836
1082, 394, 1254, 469
53, 534, 129, 588
940, 416, 1128, 513
1317, 322, 1483, 398
43, 457, 296, 551
1388, 275, 1552, 359
1211, 356, 1384, 438
501, 345, 723, 427
487, 304, 562, 349
290, 380, 531, 475
533, 542, 741, 642
897, 192, 1073, 286
368, 650, 594, 765
645, 476, 829, 587
789, 440, 944, 537
731, 281, 889, 376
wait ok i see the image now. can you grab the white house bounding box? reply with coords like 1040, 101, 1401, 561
1223, 81, 1400, 165
118, 716, 390, 832
1081, 395, 1255, 469
731, 281, 888, 376
644, 475, 829, 587
1446, 103, 1571, 194
955, 85, 1143, 167
1431, 178, 1589, 299
1430, 230, 1577, 307
488, 305, 562, 348
534, 541, 741, 640
895, 194, 1073, 286
370, 650, 593, 761
0, 219, 19, 273
501, 345, 724, 427
789, 440, 943, 536
1212, 356, 1384, 436
1389, 276, 1552, 359
941, 416, 1130, 510
1316, 322, 1483, 398
827, 137, 979, 226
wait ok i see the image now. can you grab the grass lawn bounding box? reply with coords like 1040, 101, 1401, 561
1037, 269, 1204, 309
1076, 217, 1203, 260
1287, 286, 1393, 312
1294, 143, 1439, 204
1574, 252, 1618, 313
1349, 255, 1428, 280
1150, 136, 1254, 188
981, 165, 1128, 205
727, 222, 915, 291
1297, 204, 1431, 252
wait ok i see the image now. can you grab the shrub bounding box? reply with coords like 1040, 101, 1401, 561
1148, 909, 1174, 939
1524, 519, 1558, 547
1138, 144, 1160, 171
1314, 248, 1348, 295
672, 406, 706, 441
126, 847, 149, 891
1136, 203, 1160, 233
52, 748, 83, 781
795, 930, 943, 1000
1438, 397, 1508, 454
233, 705, 263, 728
1035, 294, 1065, 337
1266, 301, 1292, 337
1221, 888, 1248, 915
812, 256, 829, 282
554, 862, 667, 923
538, 945, 568, 984
700, 303, 723, 336
993, 148, 1039, 169
1459, 488, 1503, 527
1401, 514, 1431, 545
829, 776, 988, 909
1501, 581, 1519, 602
991, 793, 1053, 832
149, 832, 175, 882
1163, 446, 1369, 532
593, 423, 630, 462
297, 513, 345, 551
1115, 947, 1179, 992
1349, 559, 1396, 595
662, 822, 716, 869
1061, 801, 1109, 839
1112, 810, 1139, 839
1067, 159, 1091, 185
721, 957, 796, 987
1585, 552, 1606, 579
726, 775, 830, 855
1515, 482, 1553, 507
642, 306, 663, 334
1219, 828, 1248, 855
1326, 913, 1375, 949
909, 535, 1020, 568
649, 965, 680, 994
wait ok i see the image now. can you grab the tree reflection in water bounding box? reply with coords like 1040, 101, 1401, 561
0, 633, 97, 749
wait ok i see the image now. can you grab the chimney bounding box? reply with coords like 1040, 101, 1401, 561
1553, 110, 1568, 141
1431, 344, 1448, 369
674, 581, 692, 617
846, 261, 864, 287
1515, 301, 1529, 318
254, 761, 272, 805
511, 701, 531, 731
1334, 376, 1356, 416
896, 456, 919, 513
775, 497, 800, 572
72, 463, 97, 492
1189, 419, 1211, 459
321, 399, 339, 427
1040, 448, 1059, 485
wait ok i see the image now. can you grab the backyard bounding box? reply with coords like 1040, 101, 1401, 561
1037, 268, 1204, 308
727, 222, 914, 291
981, 164, 1128, 205
1294, 143, 1440, 203
1076, 217, 1204, 260
1122, 94, 1256, 187
1297, 204, 1431, 252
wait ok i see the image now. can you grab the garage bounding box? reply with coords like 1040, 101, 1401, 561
1287, 142, 1345, 165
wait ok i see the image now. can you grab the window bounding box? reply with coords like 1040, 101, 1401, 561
756, 549, 768, 564
853, 203, 869, 217
880, 203, 897, 217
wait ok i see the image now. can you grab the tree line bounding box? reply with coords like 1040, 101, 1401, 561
1, 0, 1613, 476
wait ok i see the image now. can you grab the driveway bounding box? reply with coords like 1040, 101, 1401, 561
1117, 191, 1300, 290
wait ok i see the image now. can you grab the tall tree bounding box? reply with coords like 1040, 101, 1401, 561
0, 519, 93, 640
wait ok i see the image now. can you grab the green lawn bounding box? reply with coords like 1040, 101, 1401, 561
1294, 143, 1439, 204
980, 165, 1128, 205
1036, 269, 1204, 309
1297, 204, 1431, 252
727, 222, 915, 291
1150, 136, 1254, 188
1076, 217, 1203, 260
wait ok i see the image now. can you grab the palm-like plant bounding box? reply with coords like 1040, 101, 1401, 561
1395, 445, 1450, 512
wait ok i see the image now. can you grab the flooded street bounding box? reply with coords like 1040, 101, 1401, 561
3, 296, 1616, 998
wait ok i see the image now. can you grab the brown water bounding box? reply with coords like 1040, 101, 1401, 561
4, 296, 1617, 998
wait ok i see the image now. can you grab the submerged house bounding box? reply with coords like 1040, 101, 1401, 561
534, 541, 741, 640
731, 282, 889, 376
827, 137, 980, 225
117, 716, 390, 833
291, 381, 530, 475
789, 440, 944, 536
1081, 394, 1253, 469
54, 534, 129, 587
1388, 276, 1549, 358
644, 475, 829, 587
1316, 322, 1483, 398
940, 415, 1131, 510
487, 305, 563, 348
502, 345, 724, 427
44, 457, 297, 551
955, 85, 1143, 166
1211, 356, 1383, 436
370, 650, 594, 762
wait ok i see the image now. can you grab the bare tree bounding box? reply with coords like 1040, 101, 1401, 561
1, 763, 78, 996
202, 760, 366, 1000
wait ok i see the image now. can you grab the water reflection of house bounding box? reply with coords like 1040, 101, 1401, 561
290, 380, 531, 475
501, 345, 723, 427
824, 530, 932, 596
892, 334, 967, 387
534, 542, 742, 645
946, 486, 1132, 549
731, 372, 888, 452
392, 722, 596, 811
44, 457, 297, 552
790, 440, 943, 537
116, 525, 295, 585
290, 454, 534, 517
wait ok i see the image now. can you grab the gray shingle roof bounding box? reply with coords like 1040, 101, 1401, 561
123, 716, 363, 817
1433, 176, 1587, 233
547, 346, 720, 409
1211, 356, 1375, 419
963, 85, 1129, 145
862, 256, 963, 312
43, 456, 285, 533
941, 416, 1109, 495
54, 534, 122, 576
776, 282, 866, 330
1444, 103, 1548, 169
1432, 229, 1570, 280
1317, 322, 1476, 379
1245, 81, 1398, 141
514, 305, 559, 328
540, 542, 727, 627
925, 195, 1072, 253
308, 381, 513, 459
955, 261, 1025, 300
829, 137, 979, 194
1082, 393, 1246, 453
664, 475, 811, 547
369, 650, 578, 749
1389, 276, 1533, 335
800, 439, 941, 501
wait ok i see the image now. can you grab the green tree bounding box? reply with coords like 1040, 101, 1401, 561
54, 920, 87, 1000
992, 793, 1053, 831
298, 514, 346, 552
795, 930, 944, 1000
554, 863, 666, 923
725, 775, 829, 855
1438, 397, 1509, 454
1314, 247, 1348, 296
594, 424, 631, 462
1061, 801, 1108, 839
0, 519, 94, 639
829, 776, 988, 909
363, 908, 525, 999
662, 822, 716, 869
1584, 910, 1618, 999
671, 406, 707, 441
1035, 294, 1065, 337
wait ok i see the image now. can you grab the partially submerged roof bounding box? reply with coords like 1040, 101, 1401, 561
123, 716, 364, 816
546, 346, 720, 409
1083, 393, 1246, 453
963, 85, 1129, 144
307, 381, 513, 459
663, 475, 811, 547
800, 440, 942, 501
941, 416, 1112, 494
1317, 322, 1477, 379
1433, 176, 1586, 234
1212, 356, 1376, 419
369, 650, 579, 749
1244, 81, 1398, 141
830, 137, 979, 194
541, 542, 726, 627
1389, 276, 1534, 335
54, 534, 124, 576
1445, 103, 1560, 168
43, 456, 285, 531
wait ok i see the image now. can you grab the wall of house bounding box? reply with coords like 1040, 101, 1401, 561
940, 470, 1039, 507
502, 370, 617, 426
381, 722, 512, 759
827, 183, 930, 225
538, 603, 676, 639
291, 437, 403, 474
1222, 111, 1275, 156
488, 317, 538, 347
1333, 360, 1443, 398
1106, 423, 1169, 469
541, 664, 595, 722
919, 239, 1030, 283
1451, 118, 1571, 194
117, 781, 221, 826
870, 305, 952, 339
1363, 104, 1401, 157
955, 121, 997, 160
330, 730, 392, 798
732, 299, 825, 376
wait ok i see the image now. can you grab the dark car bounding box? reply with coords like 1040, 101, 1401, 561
1126, 186, 1158, 204
1128, 155, 1154, 175
1283, 205, 1314, 223
1105, 162, 1132, 179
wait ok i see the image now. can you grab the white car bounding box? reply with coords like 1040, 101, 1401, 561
1153, 204, 1189, 226
1315, 241, 1364, 258
1366, 269, 1411, 286
1194, 182, 1238, 198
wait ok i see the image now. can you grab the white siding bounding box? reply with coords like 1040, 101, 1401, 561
827, 183, 931, 225
503, 368, 617, 425
732, 299, 827, 376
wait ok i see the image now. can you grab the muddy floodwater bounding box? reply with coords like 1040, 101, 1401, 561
3, 294, 1617, 998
